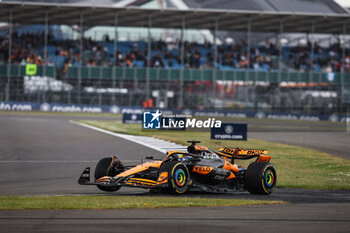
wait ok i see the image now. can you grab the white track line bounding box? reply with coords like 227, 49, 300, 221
71, 121, 187, 153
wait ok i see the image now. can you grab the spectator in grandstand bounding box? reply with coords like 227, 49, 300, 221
151, 54, 165, 67
63, 59, 72, 74
115, 51, 124, 67
345, 57, 350, 72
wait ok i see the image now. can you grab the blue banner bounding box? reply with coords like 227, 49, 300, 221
122, 113, 142, 124
211, 123, 247, 140
0, 102, 142, 114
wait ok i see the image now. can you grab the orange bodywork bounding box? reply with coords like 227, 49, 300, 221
222, 160, 239, 173
225, 172, 236, 180
218, 147, 270, 163
194, 145, 208, 151
256, 154, 271, 163
166, 151, 191, 158
115, 161, 162, 178
157, 171, 168, 185
124, 178, 157, 187
96, 176, 111, 183
219, 147, 268, 156
236, 149, 269, 156
192, 166, 213, 175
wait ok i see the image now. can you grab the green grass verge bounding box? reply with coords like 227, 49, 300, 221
78, 120, 350, 190
0, 196, 284, 210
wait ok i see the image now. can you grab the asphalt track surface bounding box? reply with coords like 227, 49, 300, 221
250, 131, 350, 160
0, 113, 349, 232
0, 113, 163, 195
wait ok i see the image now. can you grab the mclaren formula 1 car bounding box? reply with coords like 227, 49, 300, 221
78, 141, 277, 194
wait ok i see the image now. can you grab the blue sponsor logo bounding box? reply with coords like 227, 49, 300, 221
143, 110, 162, 129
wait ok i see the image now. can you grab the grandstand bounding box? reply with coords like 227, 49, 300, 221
0, 0, 349, 115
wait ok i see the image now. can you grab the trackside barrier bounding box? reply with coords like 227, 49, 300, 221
0, 101, 349, 123
64, 66, 350, 84
0, 64, 55, 78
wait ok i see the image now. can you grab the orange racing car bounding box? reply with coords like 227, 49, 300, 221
78, 141, 277, 194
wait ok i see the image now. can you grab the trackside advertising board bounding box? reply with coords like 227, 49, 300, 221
211, 123, 247, 140
122, 113, 142, 124
25, 64, 37, 76
0, 101, 349, 124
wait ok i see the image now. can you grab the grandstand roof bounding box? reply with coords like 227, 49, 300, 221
182, 0, 349, 14
0, 1, 349, 34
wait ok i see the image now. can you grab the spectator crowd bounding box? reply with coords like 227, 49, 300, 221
1, 31, 350, 74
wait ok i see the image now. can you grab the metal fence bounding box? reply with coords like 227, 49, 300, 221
0, 64, 349, 114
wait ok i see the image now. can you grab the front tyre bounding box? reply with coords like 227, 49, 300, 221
159, 161, 190, 194
245, 162, 277, 195
94, 156, 124, 192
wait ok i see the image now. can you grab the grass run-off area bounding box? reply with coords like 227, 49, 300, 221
79, 120, 350, 190
0, 196, 284, 210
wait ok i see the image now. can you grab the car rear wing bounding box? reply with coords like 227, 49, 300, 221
216, 147, 271, 163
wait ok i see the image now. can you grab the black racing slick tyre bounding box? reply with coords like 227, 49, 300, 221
245, 162, 277, 195
94, 156, 124, 192
159, 161, 190, 194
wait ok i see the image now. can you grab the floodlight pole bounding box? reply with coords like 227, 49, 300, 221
146, 15, 152, 101
179, 16, 185, 109
213, 17, 218, 107
340, 22, 346, 109
117, 13, 123, 100
44, 10, 48, 74
6, 7, 13, 102
245, 16, 251, 104
278, 18, 284, 84
112, 11, 118, 105
310, 20, 315, 84
78, 12, 84, 104
276, 17, 284, 111
341, 23, 346, 63
43, 9, 48, 102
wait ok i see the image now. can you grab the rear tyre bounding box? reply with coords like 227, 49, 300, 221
245, 162, 276, 195
94, 156, 124, 192
159, 161, 190, 194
